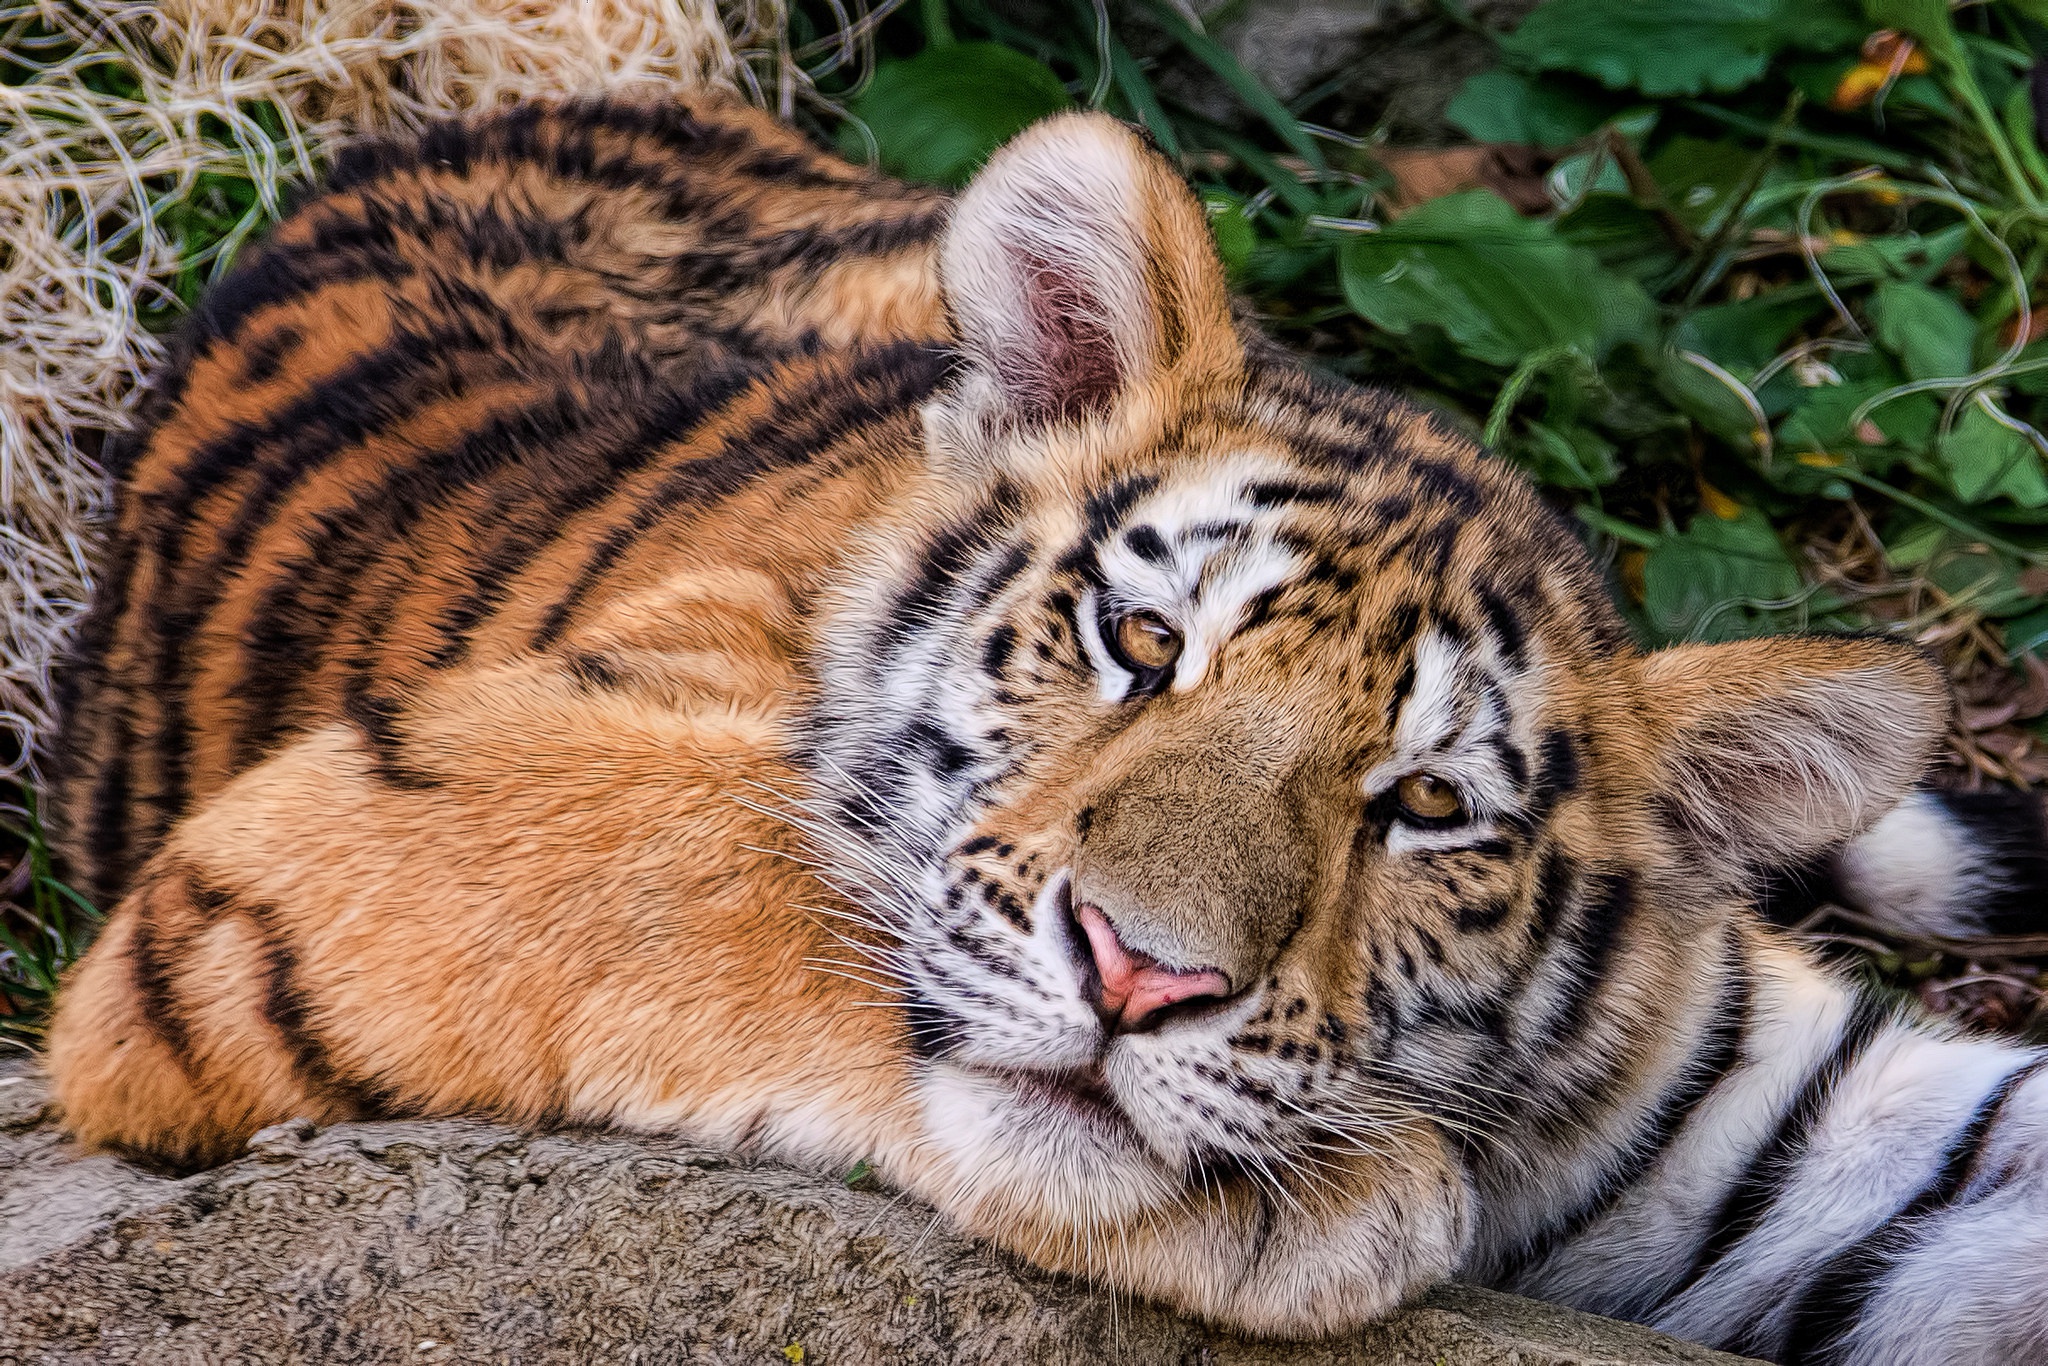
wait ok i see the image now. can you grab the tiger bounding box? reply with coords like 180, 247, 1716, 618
38, 94, 2048, 1362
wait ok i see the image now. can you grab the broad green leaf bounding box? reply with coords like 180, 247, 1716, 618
1641, 506, 1804, 641
1659, 352, 1766, 446
1338, 191, 1654, 369
1885, 519, 1948, 568
1871, 279, 1976, 381
1557, 196, 1683, 282
1646, 136, 1760, 230
1446, 70, 1616, 148
843, 44, 1072, 187
1673, 288, 1829, 372
1941, 403, 2048, 506
1779, 378, 1936, 456
1500, 0, 1868, 98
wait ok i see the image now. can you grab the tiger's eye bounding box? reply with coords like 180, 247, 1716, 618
1113, 611, 1184, 672
1395, 773, 1465, 823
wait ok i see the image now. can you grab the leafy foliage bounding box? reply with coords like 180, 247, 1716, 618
831, 0, 2048, 667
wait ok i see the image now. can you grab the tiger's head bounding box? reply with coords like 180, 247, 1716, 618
808, 113, 1949, 1329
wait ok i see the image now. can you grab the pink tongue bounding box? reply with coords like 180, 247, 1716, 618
1076, 902, 1231, 1027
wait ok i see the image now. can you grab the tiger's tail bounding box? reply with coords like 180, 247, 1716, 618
1767, 786, 2048, 940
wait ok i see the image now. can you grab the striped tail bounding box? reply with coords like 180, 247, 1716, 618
1763, 787, 2048, 940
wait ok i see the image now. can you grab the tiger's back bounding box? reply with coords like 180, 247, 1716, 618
52, 97, 952, 904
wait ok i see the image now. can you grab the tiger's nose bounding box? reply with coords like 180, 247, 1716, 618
1074, 901, 1232, 1032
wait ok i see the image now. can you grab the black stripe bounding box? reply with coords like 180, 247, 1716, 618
420, 356, 761, 671
82, 710, 134, 906
1477, 587, 1527, 668
535, 342, 949, 651
1504, 936, 1752, 1278
1124, 524, 1170, 562
874, 480, 1027, 662
1776, 1053, 2048, 1365
226, 373, 622, 768
136, 317, 513, 837
1516, 729, 1581, 833
127, 902, 195, 1074
1529, 867, 1637, 1051
1652, 992, 1895, 1316
982, 625, 1018, 679
239, 892, 399, 1114
339, 679, 440, 790
1244, 479, 1345, 507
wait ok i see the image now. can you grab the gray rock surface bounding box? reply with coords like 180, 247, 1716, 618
1139, 0, 1541, 143
0, 1060, 1760, 1364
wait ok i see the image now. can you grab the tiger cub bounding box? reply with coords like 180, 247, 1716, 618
43, 97, 2048, 1360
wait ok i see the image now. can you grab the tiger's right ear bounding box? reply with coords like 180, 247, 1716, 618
936, 112, 1240, 433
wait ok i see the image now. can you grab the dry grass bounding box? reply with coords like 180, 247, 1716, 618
0, 0, 805, 779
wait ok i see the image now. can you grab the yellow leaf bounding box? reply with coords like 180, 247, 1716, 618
782, 1345, 806, 1363
1796, 451, 1845, 467
1697, 480, 1743, 520
1830, 63, 1891, 111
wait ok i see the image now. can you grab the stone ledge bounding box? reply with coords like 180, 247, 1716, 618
0, 1062, 1758, 1364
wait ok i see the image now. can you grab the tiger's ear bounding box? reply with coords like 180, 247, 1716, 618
938, 111, 1239, 429
1636, 635, 1949, 883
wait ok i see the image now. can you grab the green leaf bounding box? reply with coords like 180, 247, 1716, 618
1517, 419, 1621, 489
1658, 352, 1765, 447
1499, 0, 1868, 98
1202, 191, 1257, 278
1446, 70, 1616, 148
1870, 279, 1977, 381
1941, 403, 2048, 506
1818, 225, 1972, 286
843, 43, 1072, 187
1337, 191, 1654, 369
1556, 195, 1683, 282
1645, 135, 1761, 230
2003, 602, 2048, 656
1641, 506, 1804, 641
1779, 377, 1936, 456
1673, 288, 1829, 372
1861, 0, 1958, 59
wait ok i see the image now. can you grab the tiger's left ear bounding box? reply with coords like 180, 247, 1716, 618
1636, 635, 1950, 884
938, 111, 1240, 431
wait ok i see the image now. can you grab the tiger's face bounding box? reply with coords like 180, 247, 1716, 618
809, 113, 1944, 1319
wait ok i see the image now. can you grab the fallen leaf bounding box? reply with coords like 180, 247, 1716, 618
1377, 145, 1551, 216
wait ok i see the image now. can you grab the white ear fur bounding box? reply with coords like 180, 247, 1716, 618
1639, 638, 1949, 882
939, 111, 1228, 427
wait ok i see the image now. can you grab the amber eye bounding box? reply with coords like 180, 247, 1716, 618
1395, 773, 1466, 824
1110, 610, 1184, 674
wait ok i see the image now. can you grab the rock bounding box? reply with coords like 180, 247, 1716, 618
1137, 0, 1541, 144
0, 1061, 1759, 1364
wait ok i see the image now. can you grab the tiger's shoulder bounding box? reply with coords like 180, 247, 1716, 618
50, 95, 955, 905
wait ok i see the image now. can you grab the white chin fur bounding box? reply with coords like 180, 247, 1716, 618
914, 1060, 1181, 1227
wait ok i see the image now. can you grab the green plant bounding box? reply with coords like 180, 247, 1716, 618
0, 782, 98, 1046
832, 0, 2048, 675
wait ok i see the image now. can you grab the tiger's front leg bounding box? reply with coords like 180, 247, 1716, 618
47, 649, 930, 1176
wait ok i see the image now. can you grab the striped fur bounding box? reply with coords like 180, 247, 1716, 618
42, 98, 2048, 1358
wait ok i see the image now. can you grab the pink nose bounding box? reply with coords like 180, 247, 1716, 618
1075, 902, 1232, 1031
